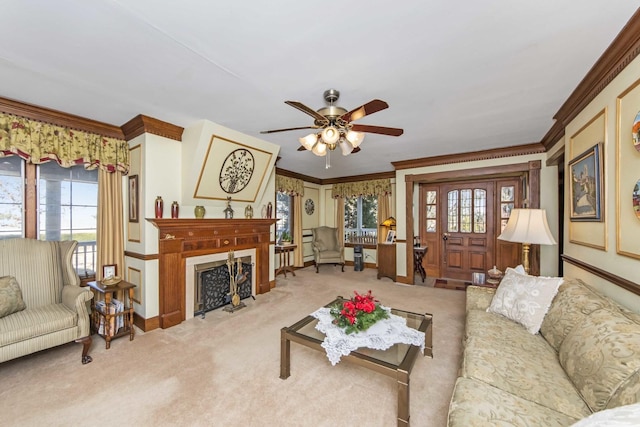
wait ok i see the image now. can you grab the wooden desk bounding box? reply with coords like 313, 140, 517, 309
87, 280, 136, 349
413, 246, 428, 283
275, 244, 297, 278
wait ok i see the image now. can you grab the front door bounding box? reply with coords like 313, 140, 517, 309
440, 182, 495, 281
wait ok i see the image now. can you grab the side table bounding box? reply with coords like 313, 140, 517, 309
87, 280, 136, 349
275, 244, 297, 278
413, 246, 428, 283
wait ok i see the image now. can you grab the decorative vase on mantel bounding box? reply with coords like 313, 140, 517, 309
194, 205, 206, 219
171, 201, 179, 219
155, 196, 164, 219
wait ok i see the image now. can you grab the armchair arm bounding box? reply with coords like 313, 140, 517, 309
62, 285, 94, 338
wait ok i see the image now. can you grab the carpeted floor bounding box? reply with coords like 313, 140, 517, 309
0, 267, 466, 427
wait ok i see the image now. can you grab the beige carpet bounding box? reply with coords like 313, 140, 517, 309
0, 267, 465, 427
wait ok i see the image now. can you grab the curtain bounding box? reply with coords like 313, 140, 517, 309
0, 113, 129, 173
377, 193, 391, 241
331, 178, 391, 199
97, 169, 125, 280
336, 198, 345, 246
293, 195, 303, 267
275, 174, 304, 196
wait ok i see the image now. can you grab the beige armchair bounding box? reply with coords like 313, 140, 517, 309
311, 226, 345, 273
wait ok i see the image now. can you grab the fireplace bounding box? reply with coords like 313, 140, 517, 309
186, 249, 256, 320
149, 218, 276, 329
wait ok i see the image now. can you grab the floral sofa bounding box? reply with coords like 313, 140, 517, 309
0, 238, 93, 364
447, 273, 640, 426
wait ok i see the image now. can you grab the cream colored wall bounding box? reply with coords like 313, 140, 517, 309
395, 153, 559, 278
562, 55, 640, 311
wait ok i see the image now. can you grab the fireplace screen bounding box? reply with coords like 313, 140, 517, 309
194, 257, 253, 317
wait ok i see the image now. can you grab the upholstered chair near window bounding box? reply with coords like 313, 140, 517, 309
311, 227, 345, 273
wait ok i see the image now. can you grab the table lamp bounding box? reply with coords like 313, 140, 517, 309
497, 208, 556, 274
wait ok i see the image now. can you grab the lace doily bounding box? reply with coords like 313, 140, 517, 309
310, 306, 425, 366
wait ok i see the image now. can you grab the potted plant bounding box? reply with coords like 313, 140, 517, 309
280, 230, 292, 244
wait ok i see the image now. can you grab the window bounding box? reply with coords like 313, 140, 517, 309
0, 156, 25, 239
344, 195, 378, 242
276, 192, 292, 241
0, 157, 98, 277
447, 188, 486, 234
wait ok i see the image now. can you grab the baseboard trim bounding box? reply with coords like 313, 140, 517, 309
134, 312, 160, 332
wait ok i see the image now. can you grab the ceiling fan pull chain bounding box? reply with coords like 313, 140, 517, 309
326, 150, 331, 169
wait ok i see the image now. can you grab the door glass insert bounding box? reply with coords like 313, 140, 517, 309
500, 185, 515, 232
448, 187, 487, 234
474, 189, 486, 233
425, 190, 437, 233
447, 190, 459, 232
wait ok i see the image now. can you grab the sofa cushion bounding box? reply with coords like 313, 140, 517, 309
540, 278, 623, 351
570, 402, 640, 427
0, 304, 77, 347
0, 276, 26, 318
559, 308, 640, 412
487, 267, 563, 334
462, 310, 591, 419
448, 377, 580, 427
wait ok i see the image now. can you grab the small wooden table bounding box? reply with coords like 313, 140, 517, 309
413, 246, 428, 283
87, 280, 136, 349
275, 244, 297, 278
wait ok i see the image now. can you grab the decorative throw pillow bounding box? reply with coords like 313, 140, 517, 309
487, 267, 563, 334
513, 264, 526, 275
0, 275, 27, 318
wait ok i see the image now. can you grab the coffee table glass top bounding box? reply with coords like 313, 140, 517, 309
288, 297, 432, 367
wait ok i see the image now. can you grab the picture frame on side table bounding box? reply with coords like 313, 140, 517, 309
569, 143, 603, 222
103, 264, 117, 279
472, 272, 486, 285
385, 230, 396, 244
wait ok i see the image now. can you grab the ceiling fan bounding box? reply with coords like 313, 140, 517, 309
260, 89, 403, 168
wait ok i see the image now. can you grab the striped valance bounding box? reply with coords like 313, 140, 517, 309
276, 174, 304, 196
0, 113, 129, 173
332, 178, 392, 199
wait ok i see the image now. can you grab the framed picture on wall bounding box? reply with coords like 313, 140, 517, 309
128, 175, 139, 223
569, 143, 603, 221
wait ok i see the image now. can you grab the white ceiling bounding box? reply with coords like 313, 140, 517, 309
0, 1, 637, 179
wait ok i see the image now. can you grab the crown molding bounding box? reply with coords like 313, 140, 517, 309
0, 95, 124, 139
275, 168, 395, 185
275, 167, 322, 185
541, 8, 640, 149
121, 114, 184, 141
392, 143, 545, 170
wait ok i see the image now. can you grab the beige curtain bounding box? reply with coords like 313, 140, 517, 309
377, 193, 391, 241
0, 112, 129, 173
96, 169, 125, 280
336, 199, 345, 246
293, 195, 303, 267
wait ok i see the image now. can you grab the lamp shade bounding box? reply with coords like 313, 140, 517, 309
339, 138, 354, 156
311, 141, 327, 156
381, 216, 396, 227
321, 126, 340, 144
498, 209, 556, 245
299, 133, 317, 150
345, 130, 365, 147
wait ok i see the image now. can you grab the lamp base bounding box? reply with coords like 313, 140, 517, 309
522, 243, 531, 275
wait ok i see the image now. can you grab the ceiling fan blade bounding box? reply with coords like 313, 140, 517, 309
285, 101, 329, 124
351, 146, 361, 154
297, 146, 309, 151
341, 99, 388, 123
351, 124, 404, 137
260, 125, 319, 134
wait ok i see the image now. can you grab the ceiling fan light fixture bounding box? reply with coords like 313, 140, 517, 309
339, 138, 354, 156
321, 126, 340, 144
299, 133, 317, 150
345, 130, 365, 147
312, 141, 327, 156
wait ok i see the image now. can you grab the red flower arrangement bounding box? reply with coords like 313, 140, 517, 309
330, 290, 389, 334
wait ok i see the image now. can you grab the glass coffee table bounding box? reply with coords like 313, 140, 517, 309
280, 297, 433, 426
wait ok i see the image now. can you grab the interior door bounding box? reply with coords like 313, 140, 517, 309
440, 182, 495, 281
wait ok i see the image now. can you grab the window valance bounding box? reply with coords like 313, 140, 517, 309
332, 178, 391, 199
276, 174, 305, 196
0, 113, 129, 173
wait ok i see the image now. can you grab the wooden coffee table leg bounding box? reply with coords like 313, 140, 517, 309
280, 328, 291, 379
397, 368, 410, 426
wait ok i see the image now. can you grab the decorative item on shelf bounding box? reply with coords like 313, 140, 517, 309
101, 276, 122, 287
261, 204, 267, 218
244, 204, 254, 219
487, 266, 503, 285
171, 201, 179, 219
267, 201, 273, 219
330, 290, 390, 335
155, 196, 164, 219
224, 197, 234, 219
498, 209, 556, 274
194, 205, 206, 218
